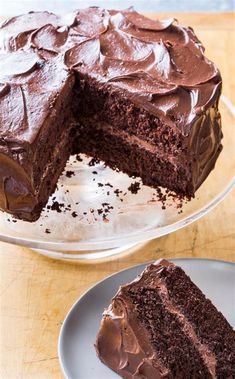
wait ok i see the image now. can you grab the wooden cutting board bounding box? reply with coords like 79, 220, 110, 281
0, 12, 234, 379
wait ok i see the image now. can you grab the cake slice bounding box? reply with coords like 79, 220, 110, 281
96, 260, 235, 378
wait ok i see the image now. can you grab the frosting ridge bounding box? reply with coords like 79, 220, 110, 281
0, 7, 222, 134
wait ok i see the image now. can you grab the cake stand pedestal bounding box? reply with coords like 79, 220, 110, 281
31, 242, 146, 262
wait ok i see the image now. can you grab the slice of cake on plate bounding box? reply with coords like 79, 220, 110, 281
96, 259, 235, 378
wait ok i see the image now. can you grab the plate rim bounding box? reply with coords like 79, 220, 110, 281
58, 257, 235, 378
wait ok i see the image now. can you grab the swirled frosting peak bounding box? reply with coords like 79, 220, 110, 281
0, 7, 221, 133
0, 7, 222, 220
0, 51, 38, 77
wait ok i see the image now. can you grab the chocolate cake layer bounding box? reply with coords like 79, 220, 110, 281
0, 8, 223, 220
74, 108, 221, 195
68, 8, 222, 196
0, 51, 74, 220
96, 260, 235, 378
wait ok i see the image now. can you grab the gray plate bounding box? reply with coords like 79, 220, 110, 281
58, 258, 235, 379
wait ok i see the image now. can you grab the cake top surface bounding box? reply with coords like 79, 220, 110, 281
0, 52, 71, 146
0, 7, 221, 144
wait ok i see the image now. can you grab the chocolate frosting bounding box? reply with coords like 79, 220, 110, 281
96, 297, 168, 379
96, 259, 217, 378
0, 7, 222, 135
0, 7, 222, 220
0, 52, 72, 144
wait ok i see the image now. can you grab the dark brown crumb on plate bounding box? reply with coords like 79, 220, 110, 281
76, 154, 83, 162
50, 201, 64, 213
128, 181, 141, 194
65, 170, 75, 178
88, 157, 100, 166
105, 183, 113, 188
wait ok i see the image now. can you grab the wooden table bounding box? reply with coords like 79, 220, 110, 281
0, 12, 234, 379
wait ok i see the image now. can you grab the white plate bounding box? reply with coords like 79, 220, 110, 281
58, 258, 235, 379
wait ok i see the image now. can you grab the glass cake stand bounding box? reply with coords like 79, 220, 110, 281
0, 96, 234, 261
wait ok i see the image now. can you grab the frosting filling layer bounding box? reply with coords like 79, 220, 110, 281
0, 7, 223, 220
96, 259, 220, 378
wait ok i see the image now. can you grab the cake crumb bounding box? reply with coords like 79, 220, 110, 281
76, 154, 83, 162
105, 183, 113, 188
51, 201, 64, 213
114, 189, 122, 197
128, 182, 141, 194
102, 202, 110, 207
88, 157, 100, 166
66, 170, 75, 178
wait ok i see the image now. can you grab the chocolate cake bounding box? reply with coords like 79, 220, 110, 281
96, 259, 235, 378
0, 8, 222, 221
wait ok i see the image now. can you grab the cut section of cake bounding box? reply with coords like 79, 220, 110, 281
0, 8, 223, 221
70, 8, 222, 197
96, 259, 235, 378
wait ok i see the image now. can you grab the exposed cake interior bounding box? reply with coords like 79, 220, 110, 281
96, 259, 235, 378
68, 7, 223, 197
0, 7, 223, 221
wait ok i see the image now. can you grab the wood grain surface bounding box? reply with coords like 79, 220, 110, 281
0, 12, 234, 379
